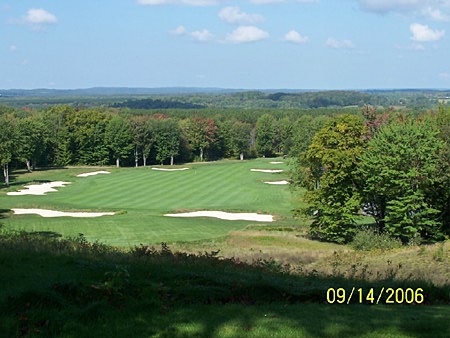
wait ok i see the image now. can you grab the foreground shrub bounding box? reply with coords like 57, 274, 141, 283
351, 227, 402, 251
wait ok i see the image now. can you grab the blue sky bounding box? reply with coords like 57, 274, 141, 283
2, 0, 450, 89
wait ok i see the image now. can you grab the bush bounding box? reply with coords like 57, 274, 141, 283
351, 227, 402, 251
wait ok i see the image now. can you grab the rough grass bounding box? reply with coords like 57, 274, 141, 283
172, 230, 450, 287
1, 233, 449, 338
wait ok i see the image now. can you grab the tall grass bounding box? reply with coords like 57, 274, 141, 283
1, 232, 449, 338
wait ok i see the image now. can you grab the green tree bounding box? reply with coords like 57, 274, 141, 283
66, 109, 110, 165
432, 106, 450, 235
182, 114, 218, 161
42, 105, 76, 166
0, 115, 16, 186
303, 115, 367, 243
154, 118, 181, 165
105, 115, 133, 168
15, 116, 47, 171
255, 114, 276, 157
357, 120, 444, 242
289, 115, 329, 187
220, 119, 252, 160
130, 115, 154, 167
273, 116, 293, 155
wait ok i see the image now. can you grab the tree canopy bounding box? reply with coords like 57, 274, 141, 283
302, 115, 367, 243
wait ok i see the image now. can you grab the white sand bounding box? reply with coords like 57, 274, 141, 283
152, 167, 189, 171
269, 162, 284, 164
264, 180, 290, 185
7, 181, 71, 196
164, 210, 273, 222
12, 208, 115, 218
251, 169, 284, 173
77, 171, 110, 177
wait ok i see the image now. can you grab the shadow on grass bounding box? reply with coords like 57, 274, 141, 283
0, 209, 11, 220
28, 231, 62, 239
97, 302, 449, 338
32, 166, 68, 172
1, 166, 68, 188
2, 179, 52, 188
0, 234, 449, 338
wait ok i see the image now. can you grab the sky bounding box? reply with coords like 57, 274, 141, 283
1, 0, 450, 90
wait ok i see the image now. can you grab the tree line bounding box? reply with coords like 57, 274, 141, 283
291, 106, 450, 244
0, 105, 314, 185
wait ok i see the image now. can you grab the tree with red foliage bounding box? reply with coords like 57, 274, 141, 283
361, 105, 390, 139
182, 114, 218, 161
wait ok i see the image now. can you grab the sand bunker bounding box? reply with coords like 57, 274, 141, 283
164, 211, 273, 222
264, 180, 290, 185
12, 208, 115, 218
152, 168, 189, 171
251, 169, 284, 173
269, 162, 284, 164
77, 171, 110, 177
7, 181, 71, 196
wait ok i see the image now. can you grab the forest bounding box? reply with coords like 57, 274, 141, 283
1, 88, 449, 109
0, 97, 449, 246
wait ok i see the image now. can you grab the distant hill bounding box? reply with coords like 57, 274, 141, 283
111, 98, 205, 109
1, 87, 449, 109
0, 87, 243, 97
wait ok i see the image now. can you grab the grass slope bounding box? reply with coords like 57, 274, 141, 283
1, 233, 449, 338
0, 159, 294, 246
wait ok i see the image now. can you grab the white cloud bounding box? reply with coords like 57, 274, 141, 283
249, 0, 318, 3
421, 6, 450, 21
283, 30, 309, 43
24, 8, 57, 25
219, 7, 263, 24
358, 0, 450, 21
249, 0, 286, 4
439, 72, 450, 79
326, 38, 355, 49
408, 42, 425, 50
9, 45, 17, 52
171, 26, 214, 41
138, 0, 219, 6
410, 23, 445, 41
138, 0, 171, 4
225, 26, 269, 43
359, 0, 421, 13
190, 29, 214, 41
171, 25, 188, 35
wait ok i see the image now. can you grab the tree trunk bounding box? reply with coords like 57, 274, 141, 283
240, 153, 244, 161
32, 159, 36, 171
200, 147, 203, 162
135, 147, 138, 167
26, 159, 32, 172
143, 155, 147, 167
116, 158, 120, 168
170, 156, 174, 166
3, 164, 9, 187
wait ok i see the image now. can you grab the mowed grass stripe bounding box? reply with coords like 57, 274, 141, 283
1, 159, 292, 245
175, 164, 239, 210
172, 162, 255, 211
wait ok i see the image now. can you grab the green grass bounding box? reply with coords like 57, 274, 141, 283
1, 159, 450, 337
0, 159, 295, 246
1, 233, 449, 338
